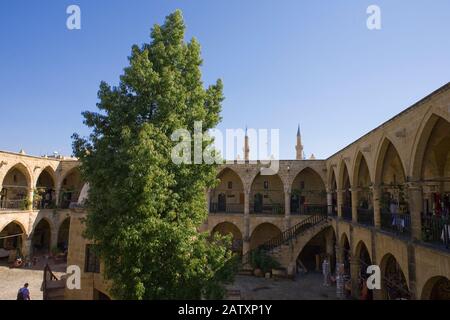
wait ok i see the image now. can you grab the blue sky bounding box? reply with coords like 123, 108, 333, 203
0, 0, 449, 159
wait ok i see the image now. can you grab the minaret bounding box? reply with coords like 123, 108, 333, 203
296, 124, 304, 160
244, 126, 250, 161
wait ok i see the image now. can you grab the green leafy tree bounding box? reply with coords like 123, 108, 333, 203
72, 10, 235, 299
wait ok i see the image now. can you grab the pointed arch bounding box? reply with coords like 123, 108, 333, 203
374, 138, 407, 186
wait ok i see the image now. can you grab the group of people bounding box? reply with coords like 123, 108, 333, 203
322, 257, 372, 300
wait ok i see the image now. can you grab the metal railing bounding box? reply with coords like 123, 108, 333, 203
242, 212, 328, 265
357, 208, 374, 226
341, 206, 352, 221
209, 202, 244, 214
421, 214, 449, 250
250, 204, 284, 215
0, 199, 28, 210
291, 204, 328, 216
380, 211, 411, 236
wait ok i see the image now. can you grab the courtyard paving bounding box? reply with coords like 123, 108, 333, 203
0, 257, 66, 300
228, 272, 339, 300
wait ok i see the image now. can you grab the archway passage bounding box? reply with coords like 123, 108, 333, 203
250, 173, 284, 215
0, 222, 25, 261
377, 140, 410, 235
291, 168, 327, 215
354, 154, 374, 226
329, 171, 338, 216
340, 234, 351, 275
421, 276, 450, 300
212, 222, 243, 255
250, 223, 281, 250
57, 218, 70, 252
35, 168, 56, 209
340, 163, 352, 221
417, 117, 450, 246
210, 168, 244, 213
1, 164, 30, 210
31, 219, 51, 255
60, 168, 84, 209
355, 241, 373, 300
296, 227, 335, 274
381, 254, 410, 300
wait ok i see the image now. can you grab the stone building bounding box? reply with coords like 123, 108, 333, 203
1, 83, 450, 300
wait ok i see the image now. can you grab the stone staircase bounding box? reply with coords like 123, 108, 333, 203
242, 213, 330, 273
42, 264, 66, 300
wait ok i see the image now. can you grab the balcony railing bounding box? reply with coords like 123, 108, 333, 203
209, 202, 244, 214
380, 211, 411, 236
0, 199, 28, 211
291, 204, 327, 216
357, 208, 374, 226
33, 199, 56, 210
251, 204, 284, 215
421, 214, 449, 250
341, 206, 352, 221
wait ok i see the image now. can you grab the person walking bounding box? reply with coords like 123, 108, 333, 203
322, 257, 331, 286
17, 283, 31, 300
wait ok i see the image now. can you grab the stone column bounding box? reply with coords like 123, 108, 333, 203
50, 228, 59, 252
327, 189, 333, 215
21, 238, 32, 259
55, 184, 61, 207
244, 189, 250, 217
351, 188, 359, 223
350, 257, 361, 299
372, 185, 381, 229
408, 183, 423, 241
284, 189, 291, 229
243, 188, 251, 263
335, 245, 343, 264
27, 188, 34, 210
337, 189, 344, 218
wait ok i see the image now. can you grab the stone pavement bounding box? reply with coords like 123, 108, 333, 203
228, 272, 339, 300
0, 259, 66, 300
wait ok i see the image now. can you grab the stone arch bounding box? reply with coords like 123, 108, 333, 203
35, 166, 56, 209
57, 217, 71, 251
354, 240, 372, 267
31, 217, 53, 255
250, 172, 284, 214
290, 167, 327, 212
374, 137, 407, 186
211, 221, 243, 254
210, 167, 245, 213
1, 163, 33, 210
58, 167, 84, 209
352, 152, 373, 188
1, 162, 33, 187
0, 220, 27, 256
338, 159, 352, 190
420, 276, 450, 300
295, 226, 336, 273
374, 138, 409, 216
379, 252, 410, 300
411, 112, 450, 179
409, 114, 450, 216
339, 232, 351, 274
338, 160, 352, 217
249, 223, 282, 250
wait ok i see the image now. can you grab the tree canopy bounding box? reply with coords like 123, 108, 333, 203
72, 10, 235, 299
